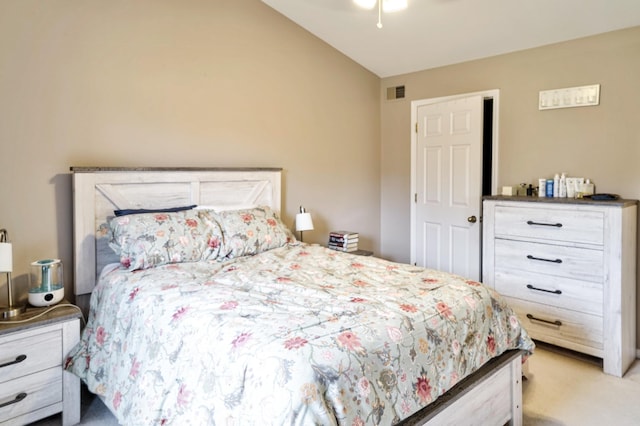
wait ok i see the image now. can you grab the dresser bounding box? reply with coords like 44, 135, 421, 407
0, 303, 82, 425
482, 196, 637, 377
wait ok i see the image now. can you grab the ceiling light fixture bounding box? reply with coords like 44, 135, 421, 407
354, 0, 408, 29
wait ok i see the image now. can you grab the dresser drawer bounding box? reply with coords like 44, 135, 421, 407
494, 205, 604, 245
506, 297, 603, 356
495, 239, 603, 283
0, 367, 62, 423
0, 330, 62, 383
494, 269, 603, 316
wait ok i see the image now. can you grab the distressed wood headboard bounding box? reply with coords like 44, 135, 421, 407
71, 167, 283, 298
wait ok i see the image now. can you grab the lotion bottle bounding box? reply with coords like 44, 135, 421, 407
553, 173, 560, 197
559, 172, 567, 198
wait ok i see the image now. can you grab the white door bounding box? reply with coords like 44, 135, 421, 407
412, 95, 484, 280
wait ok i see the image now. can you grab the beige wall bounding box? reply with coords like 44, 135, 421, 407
380, 26, 640, 346
0, 0, 381, 305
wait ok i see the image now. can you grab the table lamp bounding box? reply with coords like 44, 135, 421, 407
295, 206, 314, 242
0, 229, 26, 319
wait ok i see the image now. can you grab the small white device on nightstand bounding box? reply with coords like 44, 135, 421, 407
28, 258, 64, 307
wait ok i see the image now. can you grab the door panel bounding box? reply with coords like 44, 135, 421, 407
425, 147, 441, 203
451, 225, 471, 277
423, 222, 442, 271
415, 95, 483, 280
451, 145, 470, 206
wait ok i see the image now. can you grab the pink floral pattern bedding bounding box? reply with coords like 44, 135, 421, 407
65, 244, 534, 425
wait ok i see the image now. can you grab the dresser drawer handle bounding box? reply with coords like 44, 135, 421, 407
526, 220, 563, 228
526, 314, 562, 327
527, 255, 562, 264
0, 392, 27, 409
526, 284, 562, 295
0, 354, 27, 369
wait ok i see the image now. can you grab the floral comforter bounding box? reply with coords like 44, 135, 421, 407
65, 244, 534, 425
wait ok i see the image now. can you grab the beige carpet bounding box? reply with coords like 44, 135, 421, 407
523, 342, 640, 425
32, 342, 640, 425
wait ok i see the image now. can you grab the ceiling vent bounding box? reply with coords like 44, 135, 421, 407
386, 85, 405, 100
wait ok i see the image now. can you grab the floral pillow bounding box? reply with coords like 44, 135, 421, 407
212, 206, 295, 259
109, 210, 224, 270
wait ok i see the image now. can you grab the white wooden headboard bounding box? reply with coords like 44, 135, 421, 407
71, 167, 283, 297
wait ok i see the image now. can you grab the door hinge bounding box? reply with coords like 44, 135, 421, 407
414, 193, 417, 203
415, 122, 418, 133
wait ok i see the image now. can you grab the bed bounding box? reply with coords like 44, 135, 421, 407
65, 167, 534, 425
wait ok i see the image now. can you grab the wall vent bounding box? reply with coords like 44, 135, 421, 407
387, 86, 404, 101
386, 85, 405, 100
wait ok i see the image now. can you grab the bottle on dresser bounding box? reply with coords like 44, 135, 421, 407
581, 179, 595, 196
538, 178, 546, 198
558, 172, 567, 198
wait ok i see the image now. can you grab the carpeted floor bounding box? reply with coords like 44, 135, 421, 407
522, 342, 640, 425
31, 342, 640, 425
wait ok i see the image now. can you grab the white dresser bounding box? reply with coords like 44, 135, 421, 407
482, 196, 637, 377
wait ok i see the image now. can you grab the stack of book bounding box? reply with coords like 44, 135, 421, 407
328, 231, 359, 252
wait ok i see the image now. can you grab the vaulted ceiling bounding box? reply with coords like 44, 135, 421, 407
262, 0, 640, 78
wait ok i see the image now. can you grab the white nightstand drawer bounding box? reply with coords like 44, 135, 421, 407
0, 330, 62, 383
0, 367, 62, 423
495, 239, 603, 283
507, 297, 603, 356
494, 205, 604, 245
0, 306, 82, 425
494, 269, 603, 316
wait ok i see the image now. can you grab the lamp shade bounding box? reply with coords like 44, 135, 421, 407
0, 243, 12, 273
295, 212, 314, 232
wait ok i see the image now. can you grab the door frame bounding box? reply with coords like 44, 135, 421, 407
410, 89, 500, 266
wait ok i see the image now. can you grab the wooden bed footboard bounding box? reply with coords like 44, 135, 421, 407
400, 350, 523, 426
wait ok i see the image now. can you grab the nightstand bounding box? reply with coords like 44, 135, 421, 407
0, 302, 82, 426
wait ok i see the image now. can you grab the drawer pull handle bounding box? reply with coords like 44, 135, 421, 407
526, 284, 562, 295
527, 254, 562, 264
526, 314, 562, 327
0, 354, 27, 369
527, 220, 563, 228
0, 392, 27, 409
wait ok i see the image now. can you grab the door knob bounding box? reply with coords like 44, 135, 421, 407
467, 215, 477, 223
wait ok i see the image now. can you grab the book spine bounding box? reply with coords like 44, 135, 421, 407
328, 239, 358, 245
329, 231, 359, 239
329, 243, 358, 249
329, 236, 359, 244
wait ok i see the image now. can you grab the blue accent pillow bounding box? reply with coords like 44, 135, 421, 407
114, 205, 197, 217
